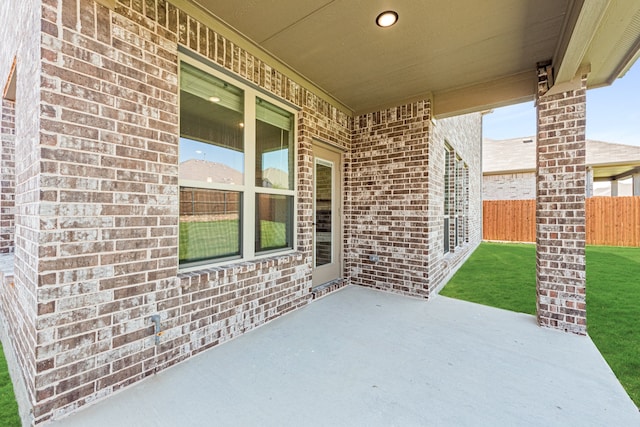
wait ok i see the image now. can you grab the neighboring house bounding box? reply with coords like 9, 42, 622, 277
483, 137, 640, 200
0, 0, 639, 425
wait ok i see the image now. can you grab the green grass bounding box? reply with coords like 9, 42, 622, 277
586, 245, 640, 408
179, 219, 240, 262
258, 220, 287, 250
179, 219, 289, 262
440, 242, 537, 315
0, 343, 20, 427
441, 242, 640, 407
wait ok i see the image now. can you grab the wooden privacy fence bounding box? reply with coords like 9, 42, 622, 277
586, 197, 640, 246
483, 197, 640, 246
483, 200, 536, 243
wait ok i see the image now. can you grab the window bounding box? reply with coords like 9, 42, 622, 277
443, 144, 469, 254
254, 97, 294, 252
463, 163, 469, 243
443, 145, 453, 253
179, 59, 296, 268
455, 155, 463, 247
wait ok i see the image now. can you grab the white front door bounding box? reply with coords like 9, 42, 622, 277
312, 143, 342, 286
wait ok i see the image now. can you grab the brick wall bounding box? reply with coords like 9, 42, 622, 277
347, 102, 432, 297
347, 106, 482, 298
35, 0, 181, 420
483, 172, 536, 200
0, 1, 43, 425
536, 65, 587, 335
0, 99, 15, 253
26, 0, 352, 423
429, 113, 483, 292
1, 0, 482, 423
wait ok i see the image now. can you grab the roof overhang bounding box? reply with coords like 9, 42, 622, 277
591, 163, 640, 181
180, 0, 640, 118
483, 138, 640, 179
551, 0, 640, 90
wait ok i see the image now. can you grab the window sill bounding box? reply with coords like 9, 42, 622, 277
177, 249, 303, 278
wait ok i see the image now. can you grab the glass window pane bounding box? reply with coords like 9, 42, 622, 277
315, 160, 332, 267
180, 62, 244, 185
179, 187, 241, 264
255, 194, 293, 252
256, 98, 294, 189
444, 148, 451, 216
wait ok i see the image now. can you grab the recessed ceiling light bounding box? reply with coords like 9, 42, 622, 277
209, 96, 221, 103
376, 11, 398, 28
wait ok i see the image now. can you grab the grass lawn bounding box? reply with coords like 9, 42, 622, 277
258, 220, 287, 250
440, 242, 640, 407
179, 219, 287, 263
179, 219, 240, 262
0, 342, 20, 426
440, 242, 537, 315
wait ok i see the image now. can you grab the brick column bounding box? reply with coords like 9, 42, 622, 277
535, 63, 587, 335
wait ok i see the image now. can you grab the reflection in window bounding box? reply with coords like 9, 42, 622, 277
443, 144, 470, 254
315, 160, 332, 267
256, 98, 293, 189
180, 62, 244, 185
255, 194, 293, 252
179, 59, 297, 267
444, 146, 452, 254
179, 187, 241, 263
179, 62, 245, 266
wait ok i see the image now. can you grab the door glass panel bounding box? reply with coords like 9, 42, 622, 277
315, 159, 332, 267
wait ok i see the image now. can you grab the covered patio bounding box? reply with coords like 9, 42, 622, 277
50, 286, 640, 426
2, 0, 640, 423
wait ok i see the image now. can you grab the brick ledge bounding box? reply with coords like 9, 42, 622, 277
312, 278, 348, 300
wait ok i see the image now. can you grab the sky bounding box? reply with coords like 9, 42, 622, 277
180, 137, 290, 173
483, 61, 640, 147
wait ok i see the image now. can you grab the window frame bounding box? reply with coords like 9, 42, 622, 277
443, 144, 453, 254
443, 142, 470, 255
178, 54, 298, 271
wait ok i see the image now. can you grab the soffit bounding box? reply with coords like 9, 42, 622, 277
187, 0, 640, 117
592, 165, 640, 180
581, 0, 640, 87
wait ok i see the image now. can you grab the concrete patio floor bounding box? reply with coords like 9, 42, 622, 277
50, 285, 640, 427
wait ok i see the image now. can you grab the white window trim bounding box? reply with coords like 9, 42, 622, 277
178, 54, 298, 272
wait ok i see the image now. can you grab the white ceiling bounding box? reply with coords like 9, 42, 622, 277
188, 0, 640, 117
